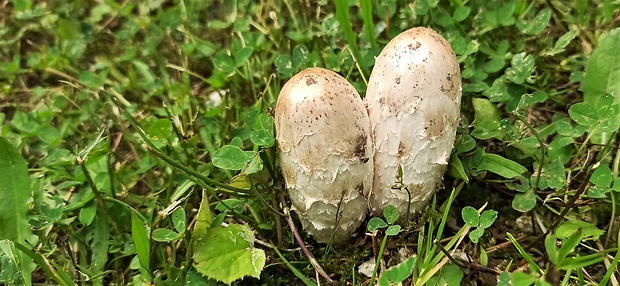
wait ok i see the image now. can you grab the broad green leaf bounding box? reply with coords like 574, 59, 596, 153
38, 125, 61, 146
461, 206, 479, 227
477, 153, 527, 178
214, 52, 236, 74
193, 224, 266, 285
453, 6, 471, 22
505, 53, 535, 84
212, 145, 248, 170
512, 272, 536, 286
498, 272, 511, 286
226, 175, 252, 191
258, 113, 274, 133
414, 0, 439, 15
545, 158, 567, 190
383, 205, 399, 224
79, 200, 96, 226
131, 212, 150, 270
250, 129, 274, 147
517, 91, 548, 110
291, 45, 310, 68
554, 30, 577, 51
148, 119, 172, 140
234, 47, 253, 68
555, 219, 605, 240
613, 177, 620, 192
512, 189, 537, 212
386, 225, 401, 236
448, 155, 469, 183
568, 102, 598, 127
193, 191, 214, 244
516, 8, 551, 35
590, 165, 613, 187
454, 134, 476, 154
543, 30, 577, 56
0, 137, 36, 285
433, 11, 453, 27
245, 156, 263, 174
427, 263, 463, 286
172, 208, 186, 233
480, 246, 488, 266
90, 211, 109, 286
472, 98, 503, 140
479, 210, 498, 229
378, 256, 415, 285
274, 55, 294, 77
13, 0, 32, 11
545, 234, 560, 264
587, 185, 609, 198
472, 98, 501, 126
582, 28, 620, 104
0, 240, 25, 285
469, 227, 484, 243
152, 228, 180, 242
367, 217, 388, 232
185, 268, 215, 285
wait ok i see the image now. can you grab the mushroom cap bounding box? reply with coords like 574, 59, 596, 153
365, 27, 462, 217
275, 68, 374, 243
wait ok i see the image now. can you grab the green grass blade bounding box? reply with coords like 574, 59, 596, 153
600, 245, 620, 285
507, 232, 542, 275
557, 252, 606, 270
272, 243, 317, 286
333, 0, 369, 76
360, 0, 377, 49
131, 212, 151, 271
14, 241, 76, 286
0, 138, 36, 285
557, 228, 583, 261
89, 210, 110, 286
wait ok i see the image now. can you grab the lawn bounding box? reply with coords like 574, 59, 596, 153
1, 0, 620, 285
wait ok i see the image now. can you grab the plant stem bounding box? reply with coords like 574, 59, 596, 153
369, 234, 388, 285
279, 194, 336, 285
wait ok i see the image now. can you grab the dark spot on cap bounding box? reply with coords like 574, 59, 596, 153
407, 41, 422, 51
355, 184, 364, 196
397, 141, 405, 157
354, 135, 369, 163
306, 76, 317, 86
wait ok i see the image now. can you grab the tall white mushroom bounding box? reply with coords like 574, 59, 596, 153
365, 27, 462, 217
275, 68, 374, 243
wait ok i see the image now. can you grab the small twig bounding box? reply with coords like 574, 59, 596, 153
487, 235, 528, 253
279, 194, 336, 285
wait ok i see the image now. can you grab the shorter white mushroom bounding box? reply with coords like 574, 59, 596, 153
365, 27, 462, 217
275, 68, 374, 243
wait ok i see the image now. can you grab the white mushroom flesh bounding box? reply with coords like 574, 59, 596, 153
365, 27, 462, 217
275, 68, 374, 243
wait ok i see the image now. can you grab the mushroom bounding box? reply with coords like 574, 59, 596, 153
275, 68, 374, 243
364, 27, 462, 217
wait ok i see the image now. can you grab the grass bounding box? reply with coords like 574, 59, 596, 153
1, 0, 620, 285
